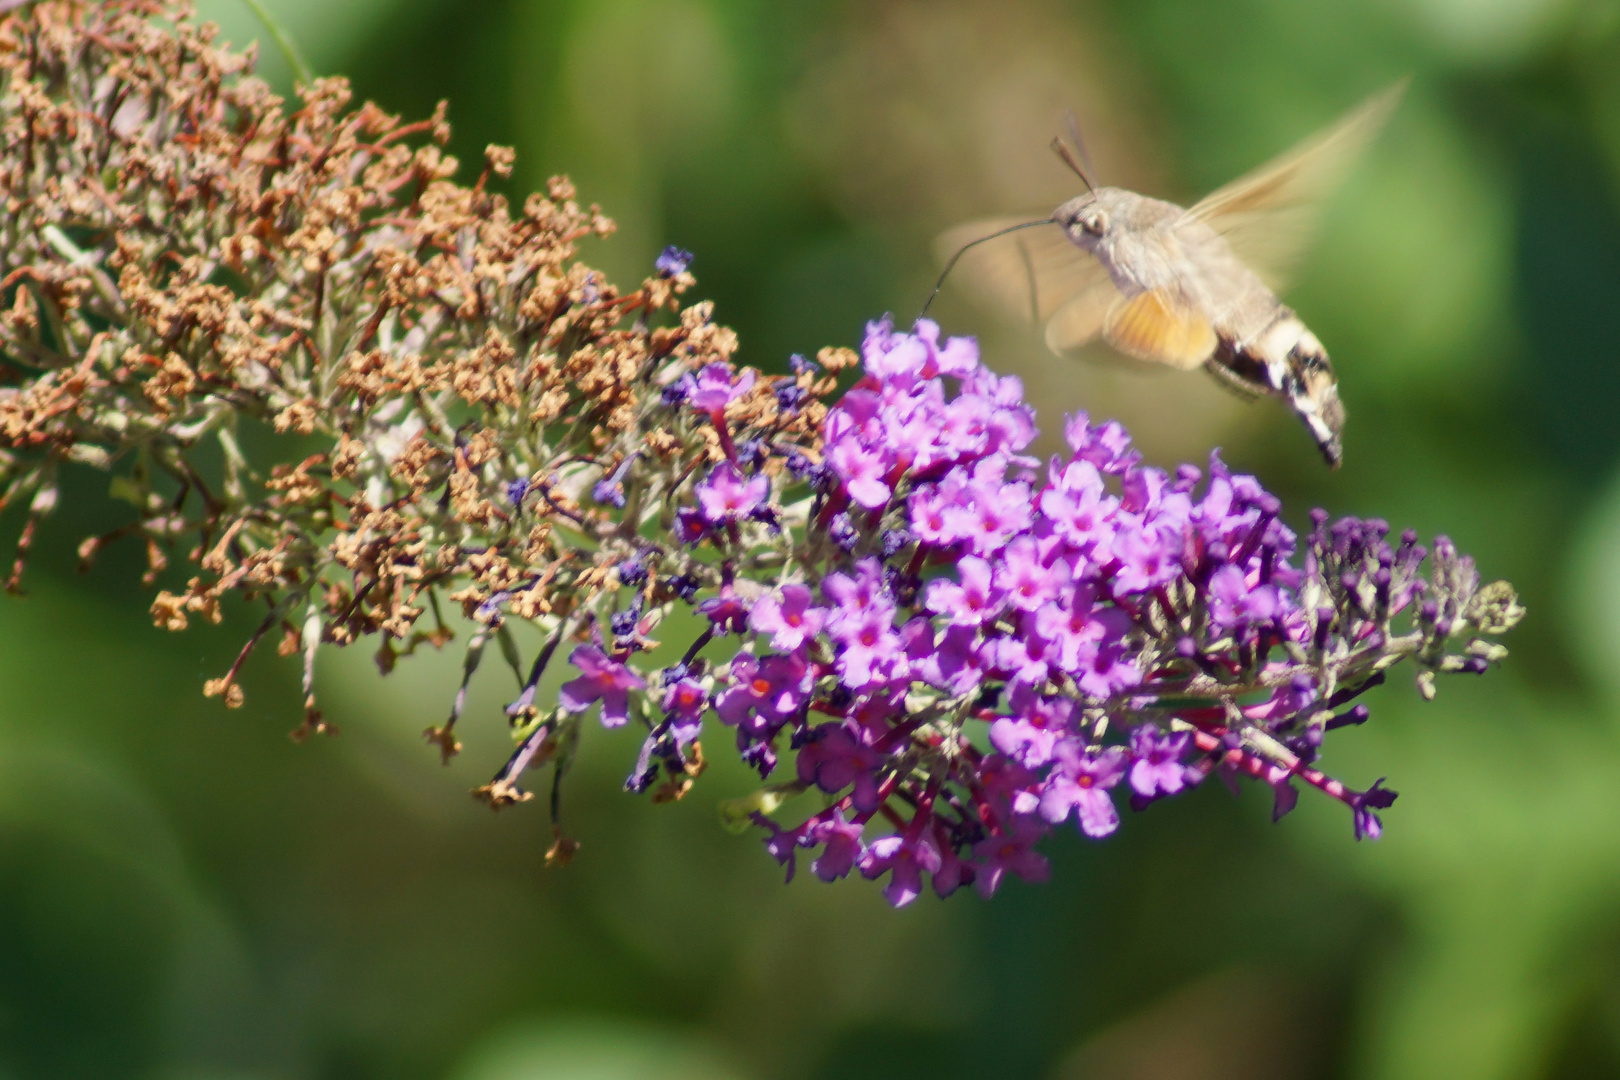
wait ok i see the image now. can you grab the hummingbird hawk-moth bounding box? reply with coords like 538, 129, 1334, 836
929, 83, 1406, 467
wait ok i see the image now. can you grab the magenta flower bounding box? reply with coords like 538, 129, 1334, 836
997, 535, 1072, 612
1039, 742, 1126, 837
916, 624, 989, 695
989, 688, 1075, 769
716, 651, 811, 736
558, 645, 646, 728
826, 436, 891, 508
1111, 519, 1183, 595
506, 317, 1506, 899
681, 362, 755, 414
924, 555, 1004, 626
832, 603, 908, 689
1208, 564, 1281, 629
696, 462, 768, 524
749, 583, 827, 652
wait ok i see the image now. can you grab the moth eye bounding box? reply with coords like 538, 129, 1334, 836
1082, 211, 1108, 236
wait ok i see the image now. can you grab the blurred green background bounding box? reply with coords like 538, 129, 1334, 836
6, 0, 1620, 1076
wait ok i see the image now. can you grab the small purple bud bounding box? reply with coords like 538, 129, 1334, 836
474, 591, 510, 622
1310, 508, 1329, 527
1176, 636, 1198, 658
655, 245, 693, 277
661, 382, 689, 407
790, 353, 819, 376
774, 378, 808, 413
1464, 656, 1489, 674
1326, 704, 1371, 730
668, 574, 699, 601
738, 438, 767, 471
625, 761, 659, 793
617, 557, 647, 587
1420, 599, 1439, 622
610, 608, 639, 639
592, 478, 627, 508
881, 528, 914, 559
506, 478, 531, 506
829, 512, 858, 551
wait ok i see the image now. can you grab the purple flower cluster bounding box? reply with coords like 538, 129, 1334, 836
543, 318, 1521, 905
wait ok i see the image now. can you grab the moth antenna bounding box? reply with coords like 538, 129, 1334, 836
920, 219, 1058, 319
1049, 136, 1094, 193
1064, 110, 1100, 190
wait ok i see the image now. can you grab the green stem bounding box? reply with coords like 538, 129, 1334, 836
239, 0, 315, 87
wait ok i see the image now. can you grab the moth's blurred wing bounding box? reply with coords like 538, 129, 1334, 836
1100, 288, 1217, 370
1043, 275, 1121, 355
933, 217, 1111, 325
1185, 80, 1406, 290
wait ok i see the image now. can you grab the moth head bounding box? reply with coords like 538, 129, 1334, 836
1056, 194, 1112, 248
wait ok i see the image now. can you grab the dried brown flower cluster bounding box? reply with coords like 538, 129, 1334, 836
0, 1, 831, 752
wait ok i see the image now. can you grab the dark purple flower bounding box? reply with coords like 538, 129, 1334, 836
1128, 725, 1192, 801
859, 828, 943, 908
662, 676, 708, 734
558, 645, 646, 728
697, 584, 751, 634
972, 816, 1050, 897
753, 813, 804, 882
809, 810, 866, 881
796, 722, 884, 813
774, 377, 807, 414
675, 506, 709, 544
1350, 779, 1398, 840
